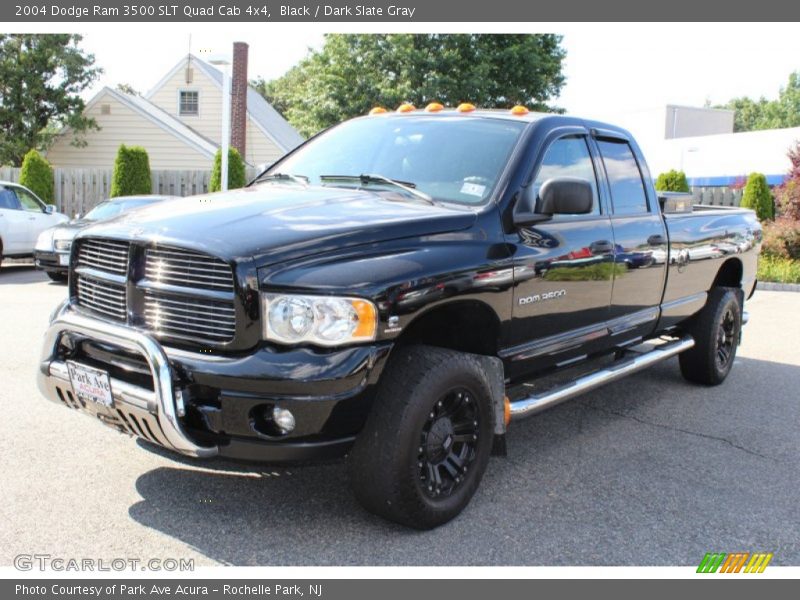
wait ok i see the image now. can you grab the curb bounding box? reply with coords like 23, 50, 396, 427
756, 281, 800, 292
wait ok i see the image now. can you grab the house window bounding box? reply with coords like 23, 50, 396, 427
179, 90, 199, 116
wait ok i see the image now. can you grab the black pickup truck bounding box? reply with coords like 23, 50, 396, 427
37, 107, 761, 529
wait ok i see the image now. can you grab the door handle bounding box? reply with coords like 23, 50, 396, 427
647, 234, 667, 246
590, 240, 614, 254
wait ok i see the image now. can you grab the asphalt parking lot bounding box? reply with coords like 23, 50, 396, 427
1, 261, 798, 566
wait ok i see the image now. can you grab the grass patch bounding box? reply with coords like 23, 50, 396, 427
757, 255, 800, 284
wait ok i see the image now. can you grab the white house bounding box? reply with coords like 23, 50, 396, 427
46, 43, 303, 170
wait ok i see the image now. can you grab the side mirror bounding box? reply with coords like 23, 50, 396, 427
513, 177, 593, 226
44, 205, 55, 214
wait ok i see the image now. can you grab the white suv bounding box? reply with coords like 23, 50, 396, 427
0, 181, 68, 269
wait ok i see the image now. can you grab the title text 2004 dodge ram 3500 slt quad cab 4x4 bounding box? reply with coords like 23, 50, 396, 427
37, 107, 761, 529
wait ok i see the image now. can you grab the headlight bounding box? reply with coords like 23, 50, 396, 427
262, 293, 378, 346
54, 238, 72, 252
35, 230, 54, 252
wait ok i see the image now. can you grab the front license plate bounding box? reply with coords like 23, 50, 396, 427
66, 361, 113, 407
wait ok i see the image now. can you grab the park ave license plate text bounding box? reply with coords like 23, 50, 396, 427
67, 361, 113, 407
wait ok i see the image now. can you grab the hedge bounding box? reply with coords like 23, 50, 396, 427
740, 172, 774, 221
110, 145, 152, 197
210, 147, 246, 192
18, 149, 54, 204
655, 169, 690, 193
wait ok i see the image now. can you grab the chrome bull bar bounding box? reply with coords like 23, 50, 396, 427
37, 302, 218, 458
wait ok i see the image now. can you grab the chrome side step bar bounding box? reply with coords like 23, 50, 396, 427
508, 335, 695, 421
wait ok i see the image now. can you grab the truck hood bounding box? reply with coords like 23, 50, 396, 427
77, 184, 477, 267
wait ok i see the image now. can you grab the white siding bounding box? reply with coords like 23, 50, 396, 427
148, 58, 288, 166
246, 117, 286, 166
148, 57, 224, 145
45, 90, 212, 169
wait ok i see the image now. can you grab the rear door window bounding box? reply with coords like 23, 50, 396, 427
597, 139, 649, 215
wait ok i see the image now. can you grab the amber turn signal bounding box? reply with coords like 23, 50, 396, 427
351, 299, 378, 340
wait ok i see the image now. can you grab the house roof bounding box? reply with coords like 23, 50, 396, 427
146, 54, 304, 153
98, 87, 218, 158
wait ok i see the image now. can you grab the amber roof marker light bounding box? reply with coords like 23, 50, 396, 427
510, 105, 530, 116
425, 102, 444, 112
369, 107, 388, 115
396, 103, 416, 113
456, 103, 476, 113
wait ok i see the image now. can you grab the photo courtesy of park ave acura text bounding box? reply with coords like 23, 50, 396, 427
1, 10, 799, 576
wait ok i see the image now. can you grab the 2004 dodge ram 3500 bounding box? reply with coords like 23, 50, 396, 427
37, 108, 761, 529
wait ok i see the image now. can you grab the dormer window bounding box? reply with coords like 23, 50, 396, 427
179, 90, 199, 116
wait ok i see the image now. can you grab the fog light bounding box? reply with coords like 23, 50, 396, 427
271, 407, 295, 434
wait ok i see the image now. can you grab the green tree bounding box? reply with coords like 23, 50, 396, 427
0, 34, 101, 166
18, 149, 54, 204
740, 172, 774, 221
717, 71, 800, 132
110, 145, 151, 197
210, 147, 246, 192
253, 34, 566, 137
655, 169, 690, 192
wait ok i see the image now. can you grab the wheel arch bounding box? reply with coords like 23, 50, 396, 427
393, 299, 502, 357
712, 257, 744, 289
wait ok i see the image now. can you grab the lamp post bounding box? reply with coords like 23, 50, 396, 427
680, 146, 698, 172
209, 54, 231, 192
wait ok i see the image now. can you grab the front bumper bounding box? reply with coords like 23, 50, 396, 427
34, 250, 69, 274
37, 303, 391, 463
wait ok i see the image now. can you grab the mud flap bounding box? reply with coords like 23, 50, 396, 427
472, 353, 507, 457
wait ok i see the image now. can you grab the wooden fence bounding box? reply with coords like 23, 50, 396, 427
0, 166, 259, 217
2, 165, 746, 216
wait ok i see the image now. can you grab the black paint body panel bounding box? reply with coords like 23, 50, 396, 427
67, 112, 762, 462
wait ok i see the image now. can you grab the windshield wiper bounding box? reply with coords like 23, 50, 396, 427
254, 172, 309, 186
320, 174, 435, 204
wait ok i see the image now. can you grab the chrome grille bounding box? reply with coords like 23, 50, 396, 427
145, 247, 234, 292
144, 294, 235, 342
77, 239, 130, 275
76, 276, 127, 321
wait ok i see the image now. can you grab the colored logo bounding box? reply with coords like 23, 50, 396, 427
697, 552, 773, 573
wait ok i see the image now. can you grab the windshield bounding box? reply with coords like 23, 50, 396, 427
265, 116, 527, 205
84, 198, 156, 221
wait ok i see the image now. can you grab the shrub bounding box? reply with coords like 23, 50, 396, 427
761, 216, 800, 260
774, 142, 800, 220
757, 255, 800, 284
18, 149, 54, 204
209, 147, 246, 192
110, 145, 152, 197
740, 172, 774, 221
654, 169, 690, 192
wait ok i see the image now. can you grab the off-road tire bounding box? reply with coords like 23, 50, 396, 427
679, 286, 742, 386
348, 345, 495, 529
